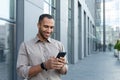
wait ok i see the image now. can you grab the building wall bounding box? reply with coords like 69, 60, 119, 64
60, 0, 68, 53
77, 0, 95, 61
24, 0, 44, 41
61, 0, 96, 63
73, 0, 79, 63
85, 0, 96, 19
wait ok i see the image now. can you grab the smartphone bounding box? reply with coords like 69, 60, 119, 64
56, 52, 66, 58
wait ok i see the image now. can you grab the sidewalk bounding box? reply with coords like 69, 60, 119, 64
62, 52, 120, 80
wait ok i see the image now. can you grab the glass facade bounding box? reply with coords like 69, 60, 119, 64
0, 0, 16, 80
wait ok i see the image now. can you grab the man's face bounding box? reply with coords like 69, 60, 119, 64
38, 17, 54, 40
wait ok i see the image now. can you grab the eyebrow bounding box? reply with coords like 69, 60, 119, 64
43, 25, 54, 27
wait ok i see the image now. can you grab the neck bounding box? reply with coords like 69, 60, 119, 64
37, 34, 47, 42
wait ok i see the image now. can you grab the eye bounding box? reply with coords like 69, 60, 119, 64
44, 25, 49, 28
50, 26, 54, 29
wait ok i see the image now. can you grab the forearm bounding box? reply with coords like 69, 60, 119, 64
28, 64, 43, 78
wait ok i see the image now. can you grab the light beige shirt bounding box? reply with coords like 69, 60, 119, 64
17, 36, 68, 80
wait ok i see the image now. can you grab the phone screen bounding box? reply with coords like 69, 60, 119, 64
56, 52, 66, 58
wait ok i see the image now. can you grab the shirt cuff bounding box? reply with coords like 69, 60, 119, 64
17, 65, 31, 79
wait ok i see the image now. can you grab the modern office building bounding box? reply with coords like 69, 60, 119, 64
0, 0, 99, 80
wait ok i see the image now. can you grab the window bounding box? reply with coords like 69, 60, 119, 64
0, 0, 16, 80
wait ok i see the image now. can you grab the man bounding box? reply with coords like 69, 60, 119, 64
17, 14, 68, 80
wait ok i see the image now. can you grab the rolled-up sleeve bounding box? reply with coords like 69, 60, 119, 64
16, 42, 31, 78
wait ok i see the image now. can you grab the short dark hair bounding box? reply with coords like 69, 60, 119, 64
38, 14, 54, 23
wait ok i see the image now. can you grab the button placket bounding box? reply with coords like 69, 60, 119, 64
42, 42, 49, 61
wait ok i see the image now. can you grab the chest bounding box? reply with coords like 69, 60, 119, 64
26, 43, 60, 65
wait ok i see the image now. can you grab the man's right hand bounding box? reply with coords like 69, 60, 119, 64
44, 57, 65, 70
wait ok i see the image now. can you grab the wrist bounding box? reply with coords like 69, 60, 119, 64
40, 62, 47, 71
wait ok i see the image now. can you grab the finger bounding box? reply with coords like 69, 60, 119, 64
52, 64, 64, 69
57, 58, 66, 64
52, 60, 64, 65
52, 61, 63, 65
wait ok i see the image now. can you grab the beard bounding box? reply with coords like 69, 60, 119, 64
38, 27, 53, 41
38, 29, 48, 40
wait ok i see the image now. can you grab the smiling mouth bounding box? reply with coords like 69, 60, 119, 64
45, 33, 51, 37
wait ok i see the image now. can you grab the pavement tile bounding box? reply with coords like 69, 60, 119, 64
62, 52, 120, 80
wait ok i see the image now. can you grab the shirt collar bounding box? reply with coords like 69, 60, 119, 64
34, 35, 52, 43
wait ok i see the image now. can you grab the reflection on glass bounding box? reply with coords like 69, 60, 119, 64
0, 20, 15, 80
0, 0, 15, 80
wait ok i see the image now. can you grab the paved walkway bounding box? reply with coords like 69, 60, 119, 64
62, 52, 120, 80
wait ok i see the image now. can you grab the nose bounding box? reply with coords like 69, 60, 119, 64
47, 27, 52, 33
